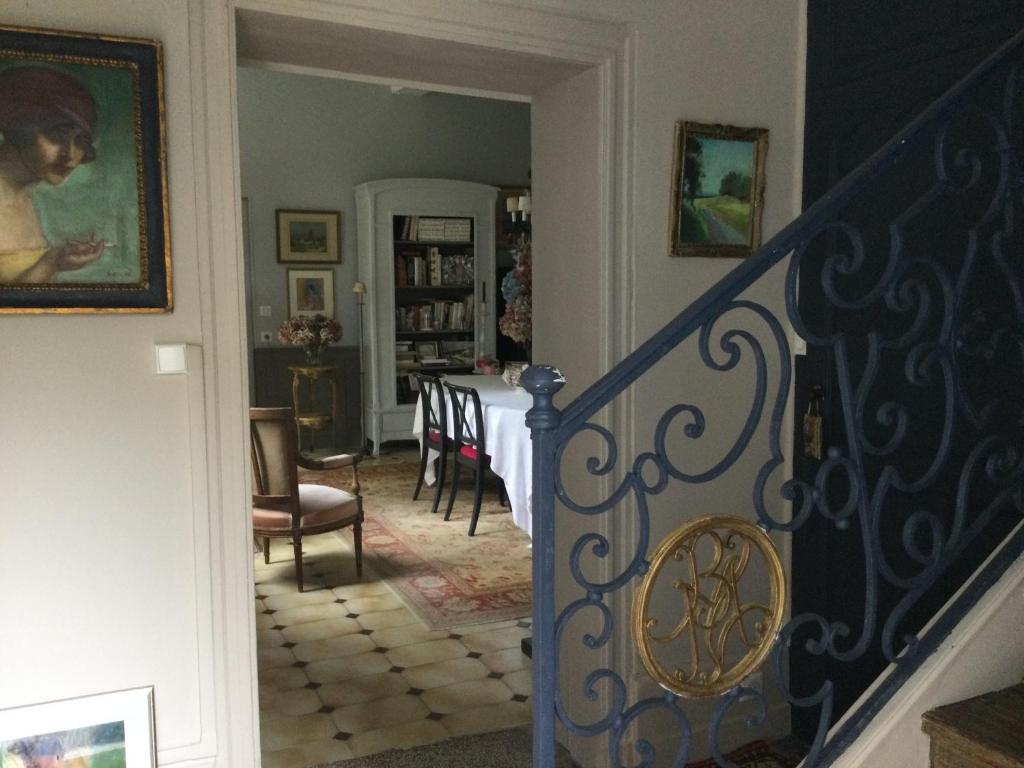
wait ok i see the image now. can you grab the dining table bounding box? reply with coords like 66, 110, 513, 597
412, 373, 534, 537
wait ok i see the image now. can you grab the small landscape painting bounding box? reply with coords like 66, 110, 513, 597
1, 721, 126, 767
670, 121, 769, 258
276, 209, 341, 263
0, 687, 155, 768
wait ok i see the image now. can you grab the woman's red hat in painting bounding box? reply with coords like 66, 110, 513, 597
0, 65, 98, 140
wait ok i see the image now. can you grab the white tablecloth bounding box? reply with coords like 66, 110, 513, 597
412, 374, 533, 536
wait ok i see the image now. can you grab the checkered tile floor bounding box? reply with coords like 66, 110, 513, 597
256, 531, 532, 768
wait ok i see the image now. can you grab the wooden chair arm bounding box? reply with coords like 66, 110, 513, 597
298, 452, 359, 471
296, 451, 362, 496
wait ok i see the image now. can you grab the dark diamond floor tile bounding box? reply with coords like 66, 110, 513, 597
304, 682, 322, 690
334, 732, 352, 741
511, 693, 528, 702
488, 671, 503, 679
426, 712, 444, 721
346, 613, 360, 619
373, 647, 389, 654
271, 625, 286, 631
318, 705, 335, 714
281, 642, 296, 649
467, 651, 483, 659
389, 666, 406, 673
292, 661, 308, 668
408, 687, 424, 696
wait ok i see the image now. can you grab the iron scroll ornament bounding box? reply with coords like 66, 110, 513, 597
632, 515, 786, 699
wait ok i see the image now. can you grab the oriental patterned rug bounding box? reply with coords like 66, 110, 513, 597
302, 459, 532, 630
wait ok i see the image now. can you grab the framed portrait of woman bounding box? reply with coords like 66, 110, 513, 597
0, 25, 171, 313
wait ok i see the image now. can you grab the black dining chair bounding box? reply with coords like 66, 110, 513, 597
444, 381, 505, 536
412, 372, 449, 515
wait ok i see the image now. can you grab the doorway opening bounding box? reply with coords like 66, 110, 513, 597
232, 8, 610, 765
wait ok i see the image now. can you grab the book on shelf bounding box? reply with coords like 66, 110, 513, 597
395, 254, 407, 287
419, 357, 449, 366
429, 247, 442, 286
443, 218, 471, 241
416, 218, 446, 241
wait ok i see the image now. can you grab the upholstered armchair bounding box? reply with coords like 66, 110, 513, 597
250, 407, 363, 592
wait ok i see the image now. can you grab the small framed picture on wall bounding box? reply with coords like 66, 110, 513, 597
276, 209, 341, 263
669, 121, 769, 259
287, 268, 335, 318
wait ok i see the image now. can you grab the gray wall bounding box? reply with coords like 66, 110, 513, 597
237, 67, 531, 353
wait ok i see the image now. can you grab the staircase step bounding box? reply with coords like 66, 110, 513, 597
922, 684, 1024, 767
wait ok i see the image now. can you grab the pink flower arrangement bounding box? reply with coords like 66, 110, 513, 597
278, 314, 342, 363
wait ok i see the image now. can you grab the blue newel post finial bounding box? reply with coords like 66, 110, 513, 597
521, 363, 564, 768
522, 364, 566, 431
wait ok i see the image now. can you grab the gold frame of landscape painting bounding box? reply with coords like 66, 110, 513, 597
669, 121, 769, 259
0, 25, 171, 313
276, 209, 342, 264
0, 687, 156, 767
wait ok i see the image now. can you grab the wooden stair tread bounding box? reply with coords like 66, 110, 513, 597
922, 684, 1024, 767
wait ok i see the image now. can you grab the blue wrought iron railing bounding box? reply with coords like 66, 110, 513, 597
524, 25, 1024, 768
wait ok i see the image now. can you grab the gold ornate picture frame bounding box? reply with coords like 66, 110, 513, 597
0, 25, 171, 313
276, 209, 341, 264
669, 121, 769, 259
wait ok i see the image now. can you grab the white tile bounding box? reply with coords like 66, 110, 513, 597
347, 719, 449, 758
371, 623, 449, 649
479, 647, 530, 674
292, 632, 375, 662
441, 700, 531, 738
304, 651, 393, 684
357, 607, 421, 631
386, 639, 468, 668
420, 678, 513, 714
282, 617, 362, 643
259, 713, 336, 752
331, 693, 428, 734
272, 601, 350, 627
319, 671, 411, 708
402, 657, 490, 690
263, 589, 338, 611
460, 625, 530, 653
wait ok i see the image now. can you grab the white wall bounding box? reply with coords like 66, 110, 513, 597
0, 2, 805, 767
0, 2, 225, 766
524, 1, 806, 762
237, 68, 530, 345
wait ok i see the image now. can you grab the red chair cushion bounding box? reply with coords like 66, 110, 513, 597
426, 429, 442, 444
459, 444, 481, 461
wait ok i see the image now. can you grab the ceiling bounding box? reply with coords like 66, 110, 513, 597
235, 9, 590, 101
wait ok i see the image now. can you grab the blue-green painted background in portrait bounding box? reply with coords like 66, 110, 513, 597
0, 58, 141, 283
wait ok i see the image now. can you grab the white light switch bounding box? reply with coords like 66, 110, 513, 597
156, 343, 188, 374
258, 305, 272, 317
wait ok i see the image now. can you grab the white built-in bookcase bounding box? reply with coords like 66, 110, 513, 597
355, 178, 497, 453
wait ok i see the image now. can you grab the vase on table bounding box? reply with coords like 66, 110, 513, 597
304, 345, 323, 365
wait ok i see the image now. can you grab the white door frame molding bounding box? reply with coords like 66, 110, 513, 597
192, 2, 636, 764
